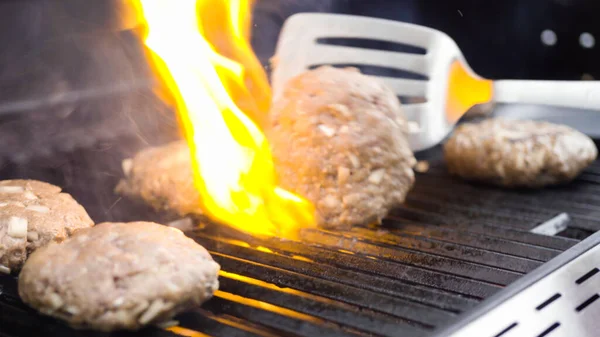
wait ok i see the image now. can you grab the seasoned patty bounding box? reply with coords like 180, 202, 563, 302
464, 102, 495, 119
18, 221, 220, 332
444, 118, 598, 187
115, 141, 201, 217
0, 179, 93, 274
266, 66, 416, 229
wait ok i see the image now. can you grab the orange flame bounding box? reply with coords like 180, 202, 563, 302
133, 0, 315, 237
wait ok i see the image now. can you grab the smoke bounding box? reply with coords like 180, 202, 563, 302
0, 0, 178, 166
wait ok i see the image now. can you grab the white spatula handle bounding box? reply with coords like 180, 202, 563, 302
493, 80, 600, 111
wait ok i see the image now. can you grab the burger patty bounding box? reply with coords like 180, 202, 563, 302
444, 118, 598, 187
266, 66, 416, 229
18, 221, 220, 331
115, 141, 202, 218
0, 179, 94, 273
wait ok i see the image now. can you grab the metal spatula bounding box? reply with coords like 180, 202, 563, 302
271, 13, 600, 152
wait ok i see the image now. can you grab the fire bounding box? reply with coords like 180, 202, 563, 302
133, 0, 315, 237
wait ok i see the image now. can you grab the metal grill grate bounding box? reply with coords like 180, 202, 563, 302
0, 137, 598, 337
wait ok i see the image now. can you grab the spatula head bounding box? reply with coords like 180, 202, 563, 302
271, 13, 481, 152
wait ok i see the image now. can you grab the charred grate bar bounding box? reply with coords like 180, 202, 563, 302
0, 135, 597, 336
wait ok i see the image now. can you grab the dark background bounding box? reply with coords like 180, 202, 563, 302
0, 0, 598, 165
1, 0, 599, 106
252, 0, 600, 80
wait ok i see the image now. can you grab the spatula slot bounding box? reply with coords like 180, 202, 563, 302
308, 64, 428, 81
316, 37, 427, 55
398, 96, 427, 105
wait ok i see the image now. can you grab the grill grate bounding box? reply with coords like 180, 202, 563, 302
0, 137, 597, 337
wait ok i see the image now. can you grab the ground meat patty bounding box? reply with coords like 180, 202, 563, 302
444, 118, 598, 187
266, 66, 416, 229
464, 102, 496, 119
115, 141, 201, 217
0, 179, 93, 274
18, 221, 220, 332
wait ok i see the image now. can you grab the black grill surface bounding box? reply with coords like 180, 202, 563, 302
1, 130, 598, 337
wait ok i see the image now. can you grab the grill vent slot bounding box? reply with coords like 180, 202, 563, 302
493, 322, 517, 337
575, 294, 599, 312
537, 322, 560, 337
536, 293, 562, 311
575, 268, 599, 284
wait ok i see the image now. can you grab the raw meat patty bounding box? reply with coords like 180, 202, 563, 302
0, 179, 93, 274
18, 221, 220, 332
444, 118, 598, 187
115, 141, 201, 217
266, 66, 416, 229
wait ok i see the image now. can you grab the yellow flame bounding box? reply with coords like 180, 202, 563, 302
134, 0, 315, 237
